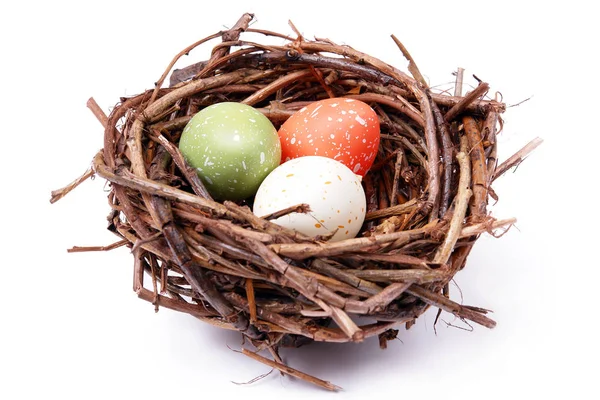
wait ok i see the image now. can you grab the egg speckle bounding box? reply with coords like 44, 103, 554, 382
178, 102, 281, 200
253, 156, 367, 242
278, 98, 380, 176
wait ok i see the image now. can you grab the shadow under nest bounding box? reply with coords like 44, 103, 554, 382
51, 13, 539, 390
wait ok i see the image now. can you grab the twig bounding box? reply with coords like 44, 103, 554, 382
492, 137, 543, 181
431, 97, 454, 217
391, 34, 428, 88
261, 203, 311, 221
418, 91, 442, 221
270, 223, 435, 260
49, 167, 95, 204
407, 285, 496, 329
364, 198, 419, 221
67, 239, 128, 253
345, 92, 425, 127
242, 69, 313, 106
344, 269, 446, 284
454, 67, 465, 97
463, 115, 488, 218
240, 348, 341, 391
390, 149, 403, 207
86, 97, 108, 127
444, 82, 490, 121
245, 279, 257, 324
433, 140, 472, 264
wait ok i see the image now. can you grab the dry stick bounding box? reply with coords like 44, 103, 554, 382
196, 43, 281, 80
444, 82, 490, 122
431, 98, 454, 217
154, 134, 212, 200
67, 239, 128, 253
459, 217, 516, 238
433, 145, 472, 265
379, 134, 429, 173
93, 152, 230, 216
50, 167, 95, 204
390, 151, 403, 206
158, 13, 253, 94
406, 285, 496, 328
312, 320, 401, 343
240, 349, 341, 392
176, 209, 274, 242
103, 94, 146, 169
271, 223, 434, 260
261, 203, 311, 221
417, 93, 442, 221
483, 110, 499, 184
299, 269, 371, 298
247, 27, 296, 41
50, 97, 109, 203
87, 97, 108, 127
454, 67, 465, 97
344, 269, 446, 284
242, 69, 313, 106
361, 282, 414, 313
224, 292, 312, 337
329, 306, 363, 341
351, 252, 430, 269
169, 44, 280, 86
137, 287, 217, 318
345, 92, 425, 127
310, 259, 382, 295
245, 279, 258, 324
492, 137, 544, 181
223, 200, 315, 242
287, 51, 396, 85
182, 226, 268, 266
391, 34, 428, 88
389, 114, 428, 155
211, 14, 255, 59
182, 234, 264, 280
463, 116, 488, 218
150, 30, 223, 99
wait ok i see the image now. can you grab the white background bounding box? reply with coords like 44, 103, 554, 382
1, 1, 597, 398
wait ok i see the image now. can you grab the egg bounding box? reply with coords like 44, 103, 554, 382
278, 98, 380, 176
178, 102, 281, 200
253, 156, 366, 242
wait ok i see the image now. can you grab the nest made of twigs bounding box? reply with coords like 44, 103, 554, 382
51, 13, 541, 389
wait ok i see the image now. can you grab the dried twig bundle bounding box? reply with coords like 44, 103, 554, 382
52, 13, 540, 390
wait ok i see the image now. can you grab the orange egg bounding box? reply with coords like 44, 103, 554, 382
278, 98, 380, 176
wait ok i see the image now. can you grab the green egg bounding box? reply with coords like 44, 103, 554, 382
178, 102, 281, 200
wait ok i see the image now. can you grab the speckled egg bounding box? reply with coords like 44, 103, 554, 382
253, 156, 367, 242
278, 98, 380, 176
178, 102, 281, 200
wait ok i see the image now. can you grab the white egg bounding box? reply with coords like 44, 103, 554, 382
253, 156, 367, 241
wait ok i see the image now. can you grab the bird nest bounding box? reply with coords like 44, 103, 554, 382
51, 13, 539, 390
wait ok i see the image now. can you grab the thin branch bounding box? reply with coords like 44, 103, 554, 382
240, 348, 341, 391
493, 137, 544, 181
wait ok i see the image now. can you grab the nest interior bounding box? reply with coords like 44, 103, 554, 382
56, 13, 526, 358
